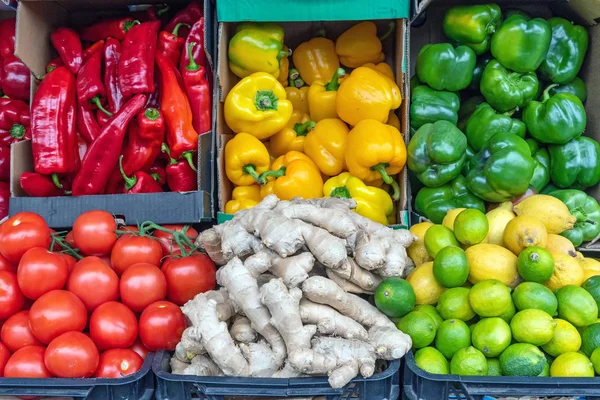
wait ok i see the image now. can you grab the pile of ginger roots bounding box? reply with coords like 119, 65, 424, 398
170, 195, 417, 388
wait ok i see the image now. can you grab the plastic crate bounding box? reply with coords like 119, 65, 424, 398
0, 352, 154, 399
403, 351, 600, 400
153, 349, 400, 400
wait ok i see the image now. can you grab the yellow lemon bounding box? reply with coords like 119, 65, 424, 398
465, 244, 520, 288
408, 222, 434, 267
503, 215, 548, 255
442, 208, 466, 231
580, 258, 600, 281
513, 195, 576, 234
407, 262, 446, 305
544, 253, 585, 291
546, 234, 578, 258
485, 202, 515, 247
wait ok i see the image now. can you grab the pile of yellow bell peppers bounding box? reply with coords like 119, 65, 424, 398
223, 21, 406, 225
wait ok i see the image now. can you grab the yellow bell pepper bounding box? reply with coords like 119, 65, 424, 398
387, 111, 401, 130
308, 68, 345, 122
285, 86, 310, 115
363, 62, 395, 81
335, 21, 395, 68
225, 132, 271, 186
336, 67, 401, 126
259, 151, 323, 200
269, 110, 315, 157
225, 185, 262, 214
278, 45, 290, 87
225, 72, 293, 140
292, 37, 340, 86
304, 118, 349, 176
324, 172, 393, 225
345, 119, 407, 201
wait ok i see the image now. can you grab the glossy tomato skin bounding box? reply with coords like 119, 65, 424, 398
154, 225, 199, 256
89, 301, 138, 350
1, 311, 42, 352
72, 211, 117, 256
0, 253, 15, 273
45, 331, 99, 378
129, 338, 149, 360
0, 271, 24, 319
60, 254, 77, 272
0, 342, 10, 376
65, 231, 75, 247
139, 300, 185, 351
120, 263, 167, 312
94, 348, 143, 378
110, 235, 163, 276
162, 254, 216, 305
0, 213, 51, 264
29, 290, 87, 344
4, 346, 52, 378
67, 257, 119, 312
17, 248, 69, 300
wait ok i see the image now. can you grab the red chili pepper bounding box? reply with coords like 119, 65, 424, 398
76, 106, 99, 143
31, 67, 78, 181
162, 143, 197, 192
180, 18, 207, 73
119, 156, 163, 194
20, 172, 69, 197
0, 145, 9, 182
119, 21, 161, 98
96, 109, 111, 127
77, 134, 88, 161
0, 181, 9, 219
46, 57, 64, 74
157, 23, 190, 66
0, 98, 30, 145
2, 56, 31, 101
149, 164, 166, 185
122, 109, 164, 174
51, 27, 83, 75
164, 2, 202, 39
0, 18, 16, 61
132, 5, 170, 22
103, 38, 125, 114
76, 50, 111, 117
71, 94, 147, 196
138, 107, 165, 141
82, 40, 105, 63
182, 42, 211, 135
81, 17, 139, 42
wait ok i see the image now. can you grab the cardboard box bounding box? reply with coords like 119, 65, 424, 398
10, 0, 216, 228
215, 19, 411, 227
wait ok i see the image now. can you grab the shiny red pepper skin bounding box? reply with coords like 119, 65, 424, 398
120, 158, 163, 194
81, 18, 138, 42
0, 145, 9, 182
72, 94, 147, 196
103, 38, 125, 114
182, 42, 211, 135
20, 172, 68, 197
0, 181, 9, 219
0, 98, 30, 143
138, 107, 165, 141
77, 135, 88, 161
163, 144, 197, 192
180, 18, 207, 73
149, 163, 166, 185
77, 50, 111, 115
164, 2, 202, 39
31, 67, 78, 176
0, 18, 16, 61
46, 57, 64, 74
82, 40, 104, 63
76, 106, 99, 143
119, 21, 161, 98
2, 56, 31, 101
157, 23, 189, 66
51, 27, 83, 75
96, 108, 111, 127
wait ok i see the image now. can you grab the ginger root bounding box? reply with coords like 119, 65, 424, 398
299, 299, 368, 341
230, 316, 257, 344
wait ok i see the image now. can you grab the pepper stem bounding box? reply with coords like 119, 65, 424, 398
293, 77, 305, 88
186, 42, 200, 71
156, 5, 170, 16
314, 29, 326, 37
254, 90, 279, 111
379, 21, 396, 41
172, 22, 190, 36
330, 186, 351, 199
294, 121, 315, 136
242, 165, 261, 184
144, 107, 160, 120
124, 20, 141, 32
278, 48, 292, 60
542, 84, 560, 102
10, 124, 26, 139
371, 163, 400, 201
119, 155, 137, 191
90, 96, 113, 116
503, 109, 517, 117
46, 66, 56, 74
161, 143, 177, 165
289, 68, 300, 80
51, 173, 63, 189
151, 173, 161, 182
325, 68, 345, 91
258, 167, 286, 185
181, 151, 198, 172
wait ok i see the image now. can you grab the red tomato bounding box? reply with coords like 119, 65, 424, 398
4, 346, 52, 378
0, 253, 15, 273
1, 311, 42, 352
0, 271, 24, 319
45, 331, 99, 378
0, 342, 10, 376
129, 338, 149, 360
94, 349, 143, 378
67, 257, 119, 312
139, 300, 185, 351
89, 301, 138, 350
65, 231, 75, 247
120, 263, 167, 312
153, 225, 199, 256
72, 211, 117, 256
17, 248, 69, 300
162, 254, 216, 305
60, 254, 77, 272
110, 235, 163, 276
29, 290, 87, 344
0, 212, 51, 264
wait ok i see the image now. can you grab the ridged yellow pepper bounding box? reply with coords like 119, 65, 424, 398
278, 45, 290, 87
345, 119, 407, 201
269, 110, 315, 157
225, 185, 262, 214
336, 67, 401, 126
363, 62, 395, 81
224, 72, 293, 140
324, 172, 393, 225
304, 118, 349, 176
387, 111, 401, 130
308, 68, 345, 122
225, 132, 270, 186
292, 37, 340, 86
335, 22, 395, 68
259, 151, 323, 200
285, 86, 310, 115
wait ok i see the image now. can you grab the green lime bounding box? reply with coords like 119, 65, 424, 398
512, 282, 557, 316
550, 352, 594, 377
414, 305, 444, 330
396, 311, 436, 349
424, 225, 459, 258
437, 287, 475, 321
454, 209, 489, 246
517, 246, 555, 283
510, 309, 556, 346
433, 246, 469, 288
498, 300, 516, 323
555, 285, 599, 328
435, 319, 471, 359
414, 347, 449, 375
582, 275, 600, 311
374, 277, 416, 318
499, 343, 546, 376
450, 346, 488, 376
581, 323, 600, 356
541, 319, 581, 357
487, 358, 502, 376
469, 279, 512, 317
590, 346, 600, 374
538, 362, 550, 376
471, 317, 512, 357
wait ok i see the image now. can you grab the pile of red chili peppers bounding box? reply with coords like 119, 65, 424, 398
24, 1, 211, 198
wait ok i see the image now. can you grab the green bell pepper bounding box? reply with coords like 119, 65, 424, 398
539, 18, 589, 84
523, 84, 586, 145
504, 9, 530, 20
416, 43, 476, 92
546, 189, 600, 246
548, 136, 600, 190
469, 54, 493, 91
415, 175, 485, 224
466, 133, 535, 202
410, 85, 460, 129
407, 120, 467, 188
480, 59, 539, 113
465, 102, 526, 152
490, 14, 552, 73
526, 139, 550, 193
548, 77, 587, 103
462, 145, 475, 176
442, 4, 502, 55
458, 96, 485, 131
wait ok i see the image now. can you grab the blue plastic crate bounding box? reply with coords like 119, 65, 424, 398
153, 349, 400, 400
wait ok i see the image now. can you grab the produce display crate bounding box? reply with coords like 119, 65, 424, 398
152, 349, 401, 400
